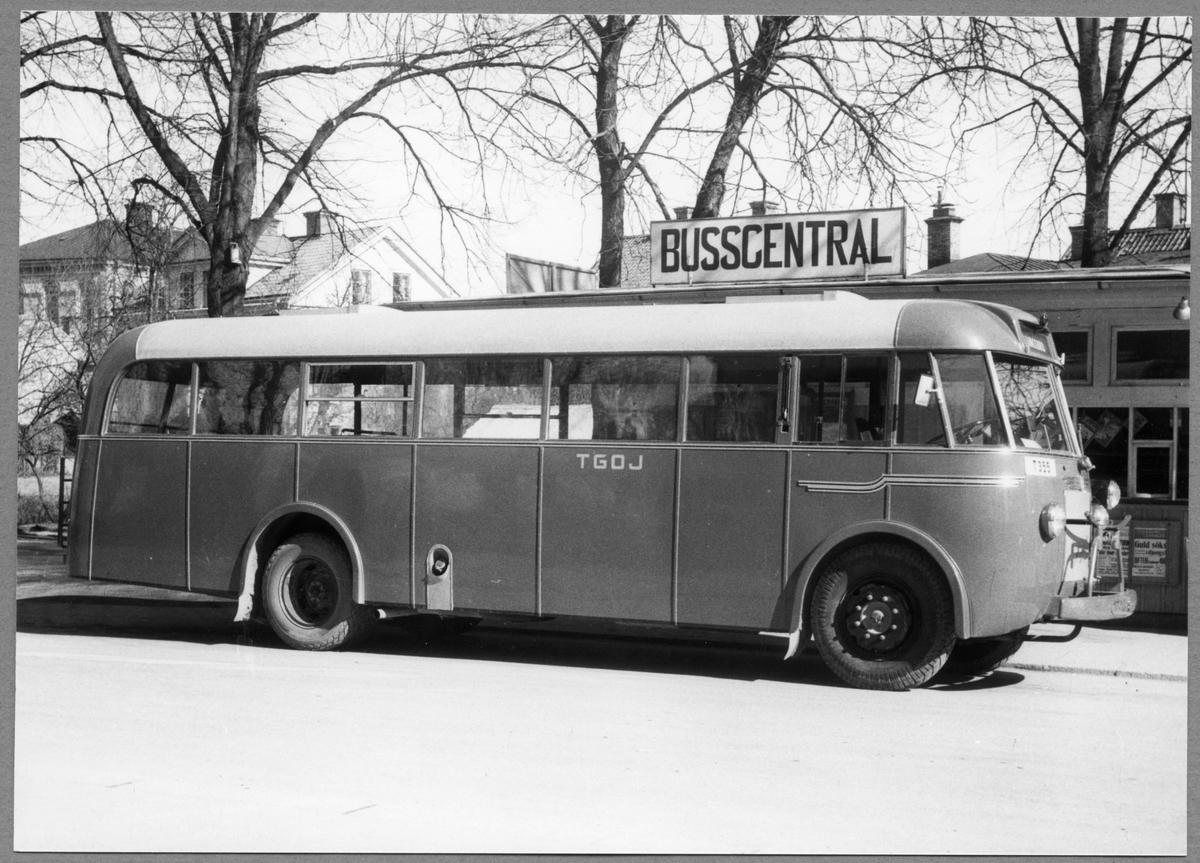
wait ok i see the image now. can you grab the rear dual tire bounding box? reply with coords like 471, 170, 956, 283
810, 543, 956, 691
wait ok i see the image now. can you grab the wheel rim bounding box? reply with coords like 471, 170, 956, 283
285, 557, 339, 626
841, 581, 913, 656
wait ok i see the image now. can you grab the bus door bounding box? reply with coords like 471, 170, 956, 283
675, 354, 790, 629
789, 354, 892, 565
413, 359, 542, 614
91, 361, 192, 587
540, 356, 678, 622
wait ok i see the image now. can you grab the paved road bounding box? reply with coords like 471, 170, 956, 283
15, 605, 1186, 855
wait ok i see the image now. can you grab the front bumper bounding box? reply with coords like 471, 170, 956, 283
1045, 589, 1137, 621
1046, 515, 1137, 623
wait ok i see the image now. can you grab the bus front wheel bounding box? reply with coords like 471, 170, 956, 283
810, 543, 956, 691
263, 533, 375, 651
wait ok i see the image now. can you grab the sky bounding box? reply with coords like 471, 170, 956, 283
19, 13, 1190, 294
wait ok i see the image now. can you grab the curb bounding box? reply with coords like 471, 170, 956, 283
1007, 661, 1186, 682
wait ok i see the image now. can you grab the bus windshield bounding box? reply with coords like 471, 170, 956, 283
992, 356, 1070, 452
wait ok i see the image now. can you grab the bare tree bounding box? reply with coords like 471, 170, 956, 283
21, 12, 554, 315
914, 16, 1191, 266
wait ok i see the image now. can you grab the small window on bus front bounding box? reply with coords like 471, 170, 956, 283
304, 363, 413, 437
422, 358, 543, 439
550, 356, 681, 441
796, 354, 888, 444
197, 361, 302, 435
686, 354, 779, 443
107, 361, 193, 435
897, 354, 943, 445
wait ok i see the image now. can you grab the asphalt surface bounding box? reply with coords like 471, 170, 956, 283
17, 536, 1188, 683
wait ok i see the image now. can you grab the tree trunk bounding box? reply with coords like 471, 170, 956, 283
1075, 17, 1124, 268
594, 16, 629, 289
692, 17, 794, 219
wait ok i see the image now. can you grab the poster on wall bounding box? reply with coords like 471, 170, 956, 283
1130, 526, 1169, 580
1095, 523, 1130, 579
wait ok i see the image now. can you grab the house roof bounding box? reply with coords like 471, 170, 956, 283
246, 227, 377, 300
920, 252, 1067, 276
169, 226, 295, 265
19, 220, 180, 265
1060, 225, 1190, 268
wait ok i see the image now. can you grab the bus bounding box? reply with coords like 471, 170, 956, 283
66, 288, 1133, 690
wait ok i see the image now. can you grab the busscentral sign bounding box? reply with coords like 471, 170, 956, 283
650, 207, 905, 286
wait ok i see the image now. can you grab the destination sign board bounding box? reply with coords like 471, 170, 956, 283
650, 207, 905, 286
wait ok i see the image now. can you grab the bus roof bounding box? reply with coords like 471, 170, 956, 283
130, 293, 1041, 361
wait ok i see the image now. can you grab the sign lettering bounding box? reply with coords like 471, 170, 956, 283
651, 208, 905, 286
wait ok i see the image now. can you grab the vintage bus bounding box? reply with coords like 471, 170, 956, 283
67, 288, 1133, 690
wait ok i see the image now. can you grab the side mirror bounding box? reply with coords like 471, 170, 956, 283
914, 374, 938, 408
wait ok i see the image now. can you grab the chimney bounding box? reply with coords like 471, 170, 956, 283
1155, 192, 1187, 229
673, 206, 692, 221
925, 195, 963, 269
1068, 225, 1086, 261
305, 210, 337, 238
268, 218, 282, 237
749, 200, 781, 217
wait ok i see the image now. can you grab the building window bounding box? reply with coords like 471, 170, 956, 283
44, 278, 60, 325
19, 289, 39, 316
393, 272, 411, 302
178, 271, 195, 309
1052, 330, 1090, 382
1076, 407, 1189, 500
1112, 328, 1189, 381
199, 271, 209, 308
351, 269, 372, 304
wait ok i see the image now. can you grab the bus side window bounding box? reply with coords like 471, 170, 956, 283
306, 363, 413, 437
685, 354, 779, 443
897, 353, 943, 445
197, 361, 302, 436
106, 361, 193, 435
551, 356, 681, 441
421, 358, 543, 439
924, 353, 1005, 447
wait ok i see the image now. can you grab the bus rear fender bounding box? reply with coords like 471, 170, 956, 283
783, 521, 971, 657
234, 503, 366, 623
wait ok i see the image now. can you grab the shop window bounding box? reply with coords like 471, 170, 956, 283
685, 353, 780, 443
107, 361, 194, 434
305, 363, 413, 437
197, 361, 303, 436
549, 356, 681, 441
1077, 407, 1189, 500
1052, 330, 1090, 382
1113, 329, 1189, 381
423, 358, 544, 439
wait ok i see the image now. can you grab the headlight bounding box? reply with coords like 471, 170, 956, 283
1039, 503, 1066, 542
1087, 503, 1111, 529
1105, 480, 1121, 509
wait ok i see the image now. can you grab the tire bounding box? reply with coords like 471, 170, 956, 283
810, 543, 956, 691
262, 532, 375, 650
944, 627, 1028, 676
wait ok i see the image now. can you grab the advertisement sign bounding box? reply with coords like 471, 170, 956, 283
1131, 527, 1168, 580
650, 207, 905, 286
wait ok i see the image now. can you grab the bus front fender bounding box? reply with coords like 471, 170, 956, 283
234, 502, 366, 623
782, 521, 971, 656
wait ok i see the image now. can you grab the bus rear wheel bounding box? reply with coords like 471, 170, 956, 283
810, 543, 956, 691
263, 533, 375, 651
944, 627, 1028, 676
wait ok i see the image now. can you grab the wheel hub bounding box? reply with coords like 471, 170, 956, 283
290, 560, 337, 623
844, 583, 911, 654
